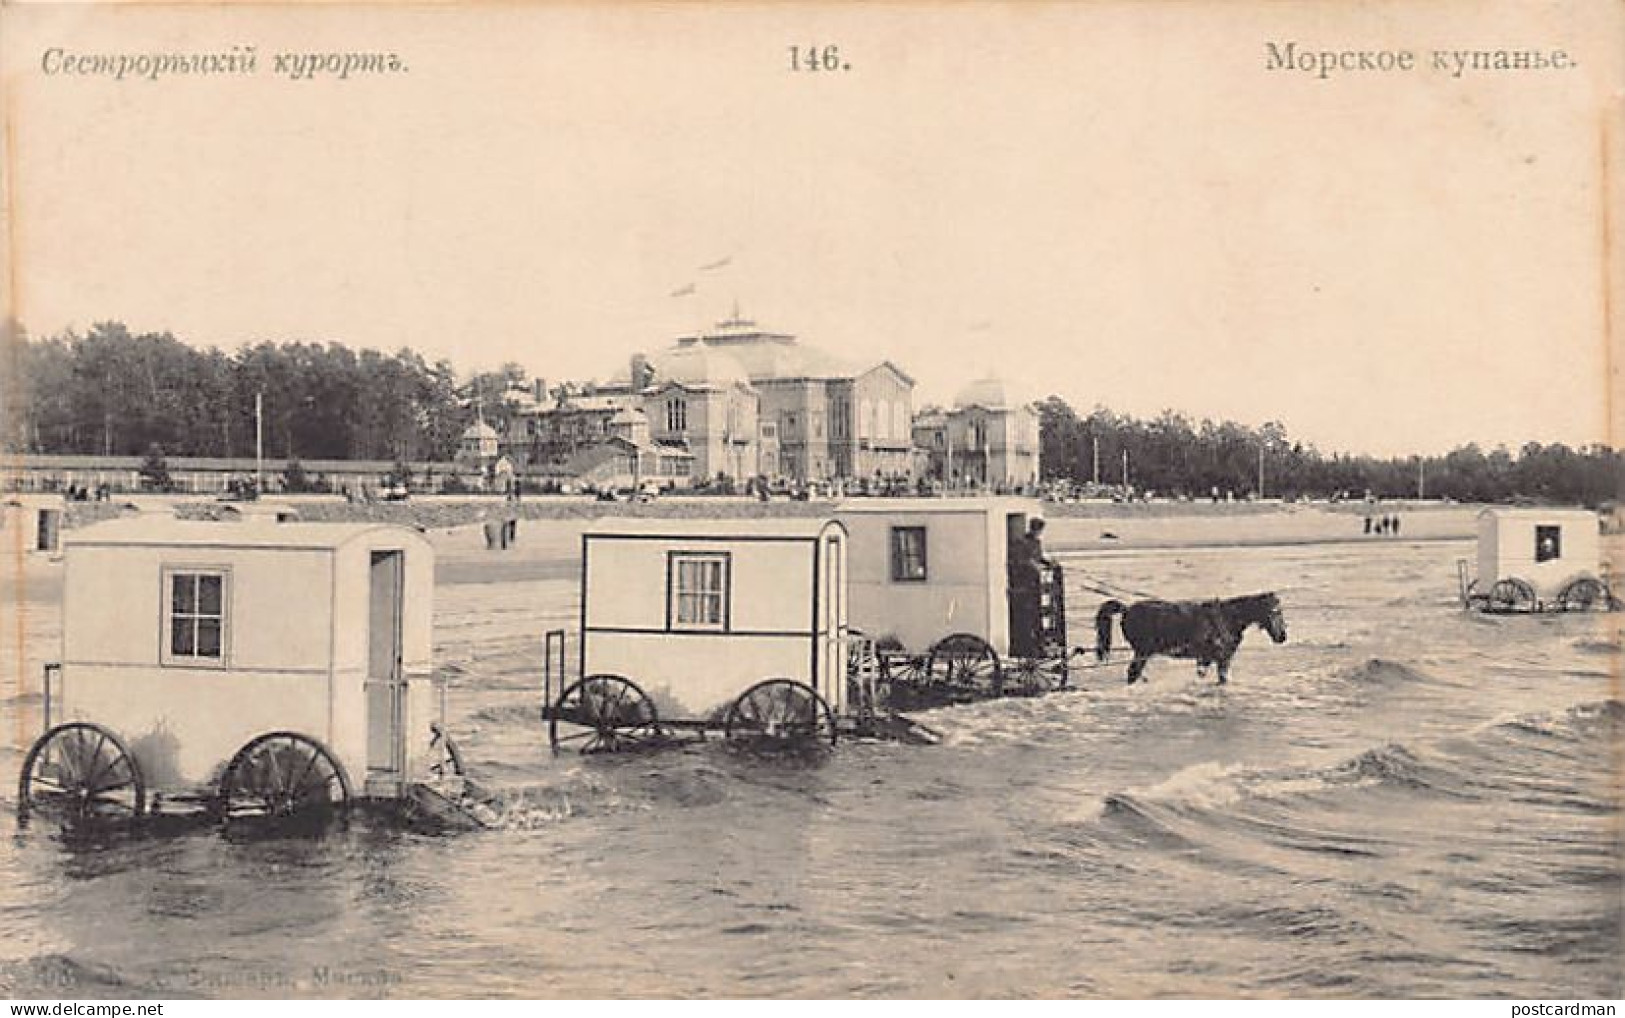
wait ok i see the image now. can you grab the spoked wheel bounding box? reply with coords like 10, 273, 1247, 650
724, 679, 837, 749
549, 674, 663, 754
217, 732, 351, 822
1004, 653, 1072, 696
1555, 576, 1611, 612
18, 722, 146, 824
925, 633, 1003, 698
875, 650, 934, 711
1488, 577, 1537, 612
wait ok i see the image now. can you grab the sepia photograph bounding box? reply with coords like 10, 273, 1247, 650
0, 0, 1620, 1002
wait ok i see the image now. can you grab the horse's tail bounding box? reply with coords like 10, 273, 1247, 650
1095, 600, 1126, 661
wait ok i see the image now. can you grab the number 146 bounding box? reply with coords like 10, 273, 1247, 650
788, 45, 849, 72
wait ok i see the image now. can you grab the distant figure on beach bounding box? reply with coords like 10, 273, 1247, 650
1391, 515, 1401, 537
1364, 516, 1373, 535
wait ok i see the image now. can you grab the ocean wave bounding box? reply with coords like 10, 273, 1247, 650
1101, 740, 1479, 826
465, 702, 543, 726
1570, 637, 1622, 655
1491, 698, 1623, 745
1337, 658, 1437, 687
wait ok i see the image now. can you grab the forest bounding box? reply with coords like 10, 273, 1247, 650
1035, 399, 1622, 507
2, 321, 1618, 506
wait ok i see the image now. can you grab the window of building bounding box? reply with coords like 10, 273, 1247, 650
890, 527, 928, 582
666, 399, 688, 432
669, 552, 728, 630
1535, 525, 1562, 563
164, 568, 228, 664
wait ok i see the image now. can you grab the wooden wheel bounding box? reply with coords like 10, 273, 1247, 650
1555, 575, 1610, 611
724, 679, 837, 748
926, 633, 1003, 697
549, 674, 662, 754
1488, 577, 1537, 611
218, 732, 351, 821
18, 722, 145, 823
1005, 653, 1071, 696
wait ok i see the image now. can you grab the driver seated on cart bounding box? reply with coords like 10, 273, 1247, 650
1009, 518, 1054, 658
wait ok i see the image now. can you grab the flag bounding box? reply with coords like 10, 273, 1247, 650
699, 256, 732, 272
670, 282, 696, 298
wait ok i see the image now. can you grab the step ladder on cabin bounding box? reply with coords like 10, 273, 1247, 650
1037, 562, 1069, 655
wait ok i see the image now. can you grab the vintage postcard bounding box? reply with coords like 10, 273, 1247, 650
0, 0, 1620, 1002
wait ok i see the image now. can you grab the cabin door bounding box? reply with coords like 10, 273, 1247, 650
1004, 512, 1029, 657
366, 550, 405, 782
37, 509, 59, 552
820, 534, 846, 714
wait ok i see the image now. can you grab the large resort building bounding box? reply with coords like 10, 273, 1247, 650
503, 312, 922, 487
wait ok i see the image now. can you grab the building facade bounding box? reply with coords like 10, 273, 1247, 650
913, 377, 1041, 491
653, 313, 916, 484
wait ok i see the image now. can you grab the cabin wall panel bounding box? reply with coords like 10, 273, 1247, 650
585, 632, 810, 720
841, 510, 993, 653
59, 666, 330, 790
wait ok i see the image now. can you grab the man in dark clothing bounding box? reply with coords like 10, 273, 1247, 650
1009, 519, 1053, 656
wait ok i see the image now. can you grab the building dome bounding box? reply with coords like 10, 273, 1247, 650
953, 375, 1023, 410
650, 343, 754, 390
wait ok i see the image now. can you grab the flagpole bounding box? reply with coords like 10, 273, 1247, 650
255, 391, 264, 496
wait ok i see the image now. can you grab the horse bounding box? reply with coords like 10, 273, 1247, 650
1094, 593, 1287, 685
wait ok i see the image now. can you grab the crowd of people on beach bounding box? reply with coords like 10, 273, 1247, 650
1364, 513, 1402, 536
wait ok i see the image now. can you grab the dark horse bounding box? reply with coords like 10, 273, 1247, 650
1095, 593, 1287, 685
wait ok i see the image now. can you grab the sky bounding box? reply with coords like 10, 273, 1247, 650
4, 1, 1620, 457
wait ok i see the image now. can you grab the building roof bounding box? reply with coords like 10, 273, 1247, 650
531, 395, 635, 415
462, 420, 500, 441
834, 495, 1043, 518
585, 517, 845, 540
953, 376, 1030, 411
648, 343, 755, 391
64, 518, 431, 552
1477, 507, 1599, 521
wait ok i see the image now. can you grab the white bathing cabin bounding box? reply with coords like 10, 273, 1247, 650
579, 518, 849, 720
53, 518, 438, 798
834, 497, 1043, 656
2, 494, 69, 555
1475, 507, 1603, 603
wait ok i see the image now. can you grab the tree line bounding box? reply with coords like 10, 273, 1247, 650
0, 321, 535, 464
1037, 399, 1623, 507
1, 321, 1618, 505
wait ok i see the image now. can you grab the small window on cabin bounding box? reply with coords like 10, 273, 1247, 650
164, 569, 228, 664
890, 527, 928, 582
1535, 525, 1562, 563
670, 553, 728, 630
